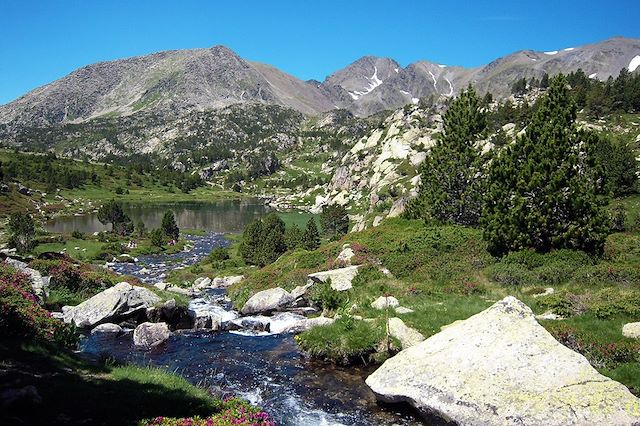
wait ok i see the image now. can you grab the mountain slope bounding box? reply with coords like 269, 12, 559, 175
0, 46, 333, 128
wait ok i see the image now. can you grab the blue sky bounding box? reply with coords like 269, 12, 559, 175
1, 0, 639, 105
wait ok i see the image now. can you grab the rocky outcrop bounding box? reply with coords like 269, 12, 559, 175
146, 299, 194, 330
240, 287, 294, 315
308, 266, 360, 291
366, 296, 640, 425
133, 322, 170, 348
387, 317, 424, 349
63, 282, 160, 328
622, 322, 640, 339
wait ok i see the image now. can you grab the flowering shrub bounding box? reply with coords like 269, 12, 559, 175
30, 257, 123, 299
549, 324, 639, 369
0, 261, 77, 347
141, 397, 274, 426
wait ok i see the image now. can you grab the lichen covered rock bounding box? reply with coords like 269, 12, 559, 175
366, 296, 640, 425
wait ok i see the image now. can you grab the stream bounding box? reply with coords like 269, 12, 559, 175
79, 232, 422, 425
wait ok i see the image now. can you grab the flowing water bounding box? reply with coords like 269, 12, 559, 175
70, 202, 423, 425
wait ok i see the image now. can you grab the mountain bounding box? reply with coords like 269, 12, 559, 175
321, 37, 640, 115
0, 45, 333, 128
0, 36, 639, 131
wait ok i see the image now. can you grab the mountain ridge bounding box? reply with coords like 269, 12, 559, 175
1, 36, 639, 125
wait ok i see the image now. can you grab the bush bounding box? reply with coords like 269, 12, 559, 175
309, 281, 347, 313
141, 397, 273, 426
71, 230, 85, 240
0, 262, 77, 346
209, 247, 230, 262
29, 258, 116, 305
486, 263, 535, 286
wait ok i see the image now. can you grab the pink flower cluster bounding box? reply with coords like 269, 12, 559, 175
143, 398, 274, 426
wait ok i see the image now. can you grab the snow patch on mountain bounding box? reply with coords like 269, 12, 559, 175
412, 98, 419, 104
348, 66, 384, 100
629, 55, 640, 73
589, 72, 598, 79
544, 51, 558, 55
428, 71, 438, 90
445, 77, 454, 96
564, 47, 575, 51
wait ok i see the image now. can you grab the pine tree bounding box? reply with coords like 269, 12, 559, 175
239, 218, 264, 266
150, 228, 164, 247
302, 219, 320, 251
482, 75, 610, 255
404, 85, 488, 225
320, 204, 349, 237
285, 224, 304, 250
260, 213, 287, 264
161, 211, 180, 240
540, 73, 550, 89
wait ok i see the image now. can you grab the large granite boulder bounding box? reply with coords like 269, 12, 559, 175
63, 282, 161, 328
133, 322, 170, 348
240, 287, 294, 315
366, 296, 640, 425
308, 265, 360, 291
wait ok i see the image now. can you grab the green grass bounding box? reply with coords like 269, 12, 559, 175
0, 342, 222, 425
296, 316, 388, 365
33, 238, 104, 261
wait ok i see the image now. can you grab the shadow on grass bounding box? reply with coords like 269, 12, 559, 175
0, 342, 220, 425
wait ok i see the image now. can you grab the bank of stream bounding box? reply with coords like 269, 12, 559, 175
78, 228, 421, 425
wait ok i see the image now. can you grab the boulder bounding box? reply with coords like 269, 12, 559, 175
371, 296, 400, 310
240, 287, 294, 315
622, 322, 640, 339
395, 306, 414, 314
90, 323, 123, 337
228, 316, 271, 332
366, 296, 640, 425
211, 275, 244, 289
387, 317, 424, 349
63, 282, 161, 328
308, 265, 360, 291
193, 277, 212, 289
133, 322, 170, 348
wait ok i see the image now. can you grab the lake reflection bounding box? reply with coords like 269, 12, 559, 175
45, 199, 269, 234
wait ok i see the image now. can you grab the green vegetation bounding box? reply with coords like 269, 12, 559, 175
7, 211, 36, 254
319, 204, 350, 237
295, 317, 387, 365
405, 85, 487, 225
484, 75, 610, 255
98, 199, 134, 235
161, 210, 180, 240
228, 216, 640, 391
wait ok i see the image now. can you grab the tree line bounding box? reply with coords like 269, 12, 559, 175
406, 75, 638, 256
